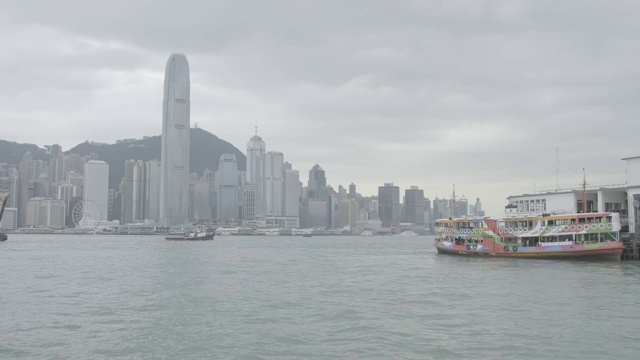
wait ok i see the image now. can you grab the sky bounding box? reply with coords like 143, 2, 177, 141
2, 0, 640, 217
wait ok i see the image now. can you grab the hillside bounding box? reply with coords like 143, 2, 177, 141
1, 128, 246, 189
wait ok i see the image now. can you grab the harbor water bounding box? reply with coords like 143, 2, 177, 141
1, 234, 640, 359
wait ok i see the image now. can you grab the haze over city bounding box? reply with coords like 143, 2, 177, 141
3, 0, 640, 216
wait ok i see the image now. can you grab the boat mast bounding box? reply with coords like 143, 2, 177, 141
582, 169, 587, 213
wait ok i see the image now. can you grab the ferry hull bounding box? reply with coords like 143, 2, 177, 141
434, 242, 624, 261
166, 235, 214, 241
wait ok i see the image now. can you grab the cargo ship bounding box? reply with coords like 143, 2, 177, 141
434, 211, 624, 260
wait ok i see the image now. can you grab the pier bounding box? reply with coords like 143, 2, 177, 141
621, 235, 639, 260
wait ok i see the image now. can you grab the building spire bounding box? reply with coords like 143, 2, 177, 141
255, 121, 258, 136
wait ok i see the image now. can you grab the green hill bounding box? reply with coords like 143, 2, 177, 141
1, 128, 246, 190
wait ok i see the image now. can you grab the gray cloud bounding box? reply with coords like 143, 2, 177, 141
2, 0, 639, 215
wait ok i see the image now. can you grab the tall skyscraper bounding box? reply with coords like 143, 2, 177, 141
246, 128, 265, 184
283, 167, 300, 218
256, 151, 284, 217
83, 160, 109, 222
160, 53, 190, 226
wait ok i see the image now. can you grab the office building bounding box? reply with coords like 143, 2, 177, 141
160, 52, 190, 226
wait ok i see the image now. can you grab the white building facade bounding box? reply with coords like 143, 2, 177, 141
83, 160, 109, 222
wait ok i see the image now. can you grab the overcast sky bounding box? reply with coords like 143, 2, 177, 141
2, 0, 639, 216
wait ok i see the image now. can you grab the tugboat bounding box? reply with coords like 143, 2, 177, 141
166, 227, 214, 241
0, 192, 9, 241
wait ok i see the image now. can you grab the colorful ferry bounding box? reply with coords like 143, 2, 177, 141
434, 212, 624, 260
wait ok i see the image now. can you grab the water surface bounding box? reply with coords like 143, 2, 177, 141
1, 234, 639, 359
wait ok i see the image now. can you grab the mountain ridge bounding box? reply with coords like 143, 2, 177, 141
0, 128, 246, 190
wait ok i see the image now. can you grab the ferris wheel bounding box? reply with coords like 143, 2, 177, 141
72, 200, 102, 230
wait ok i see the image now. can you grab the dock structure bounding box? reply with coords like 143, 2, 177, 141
622, 235, 639, 260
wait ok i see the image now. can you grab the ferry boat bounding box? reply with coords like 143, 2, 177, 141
434, 212, 624, 260
166, 229, 214, 241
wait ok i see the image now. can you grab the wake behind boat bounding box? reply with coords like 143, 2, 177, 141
434, 212, 624, 260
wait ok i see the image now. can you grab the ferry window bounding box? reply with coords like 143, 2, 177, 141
570, 219, 576, 224
578, 218, 585, 224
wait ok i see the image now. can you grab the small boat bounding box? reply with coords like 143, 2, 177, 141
360, 230, 374, 237
434, 211, 624, 260
301, 233, 312, 238
166, 230, 214, 241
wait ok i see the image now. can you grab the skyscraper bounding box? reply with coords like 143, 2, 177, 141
217, 153, 239, 221
256, 151, 284, 217
378, 183, 400, 228
404, 186, 425, 225
308, 164, 326, 199
246, 128, 265, 184
160, 53, 190, 226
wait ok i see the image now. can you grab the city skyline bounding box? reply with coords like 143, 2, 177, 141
3, 1, 640, 216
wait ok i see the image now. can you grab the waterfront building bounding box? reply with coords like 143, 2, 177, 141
623, 156, 640, 239
404, 186, 425, 225
246, 128, 265, 184
242, 184, 256, 220
0, 163, 19, 208
56, 182, 80, 227
25, 197, 66, 229
0, 208, 17, 230
305, 198, 328, 228
160, 52, 190, 226
83, 160, 109, 222
217, 153, 239, 221
378, 183, 401, 228
337, 198, 359, 229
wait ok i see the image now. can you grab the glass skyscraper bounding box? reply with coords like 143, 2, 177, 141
160, 53, 190, 226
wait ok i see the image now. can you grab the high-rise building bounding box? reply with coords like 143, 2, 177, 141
246, 128, 265, 184
256, 151, 284, 217
404, 186, 425, 225
348, 182, 356, 199
47, 144, 64, 184
337, 198, 359, 229
216, 153, 239, 221
378, 183, 401, 228
283, 167, 300, 218
18, 152, 35, 227
83, 160, 109, 222
160, 52, 190, 226
308, 164, 326, 199
0, 163, 18, 208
